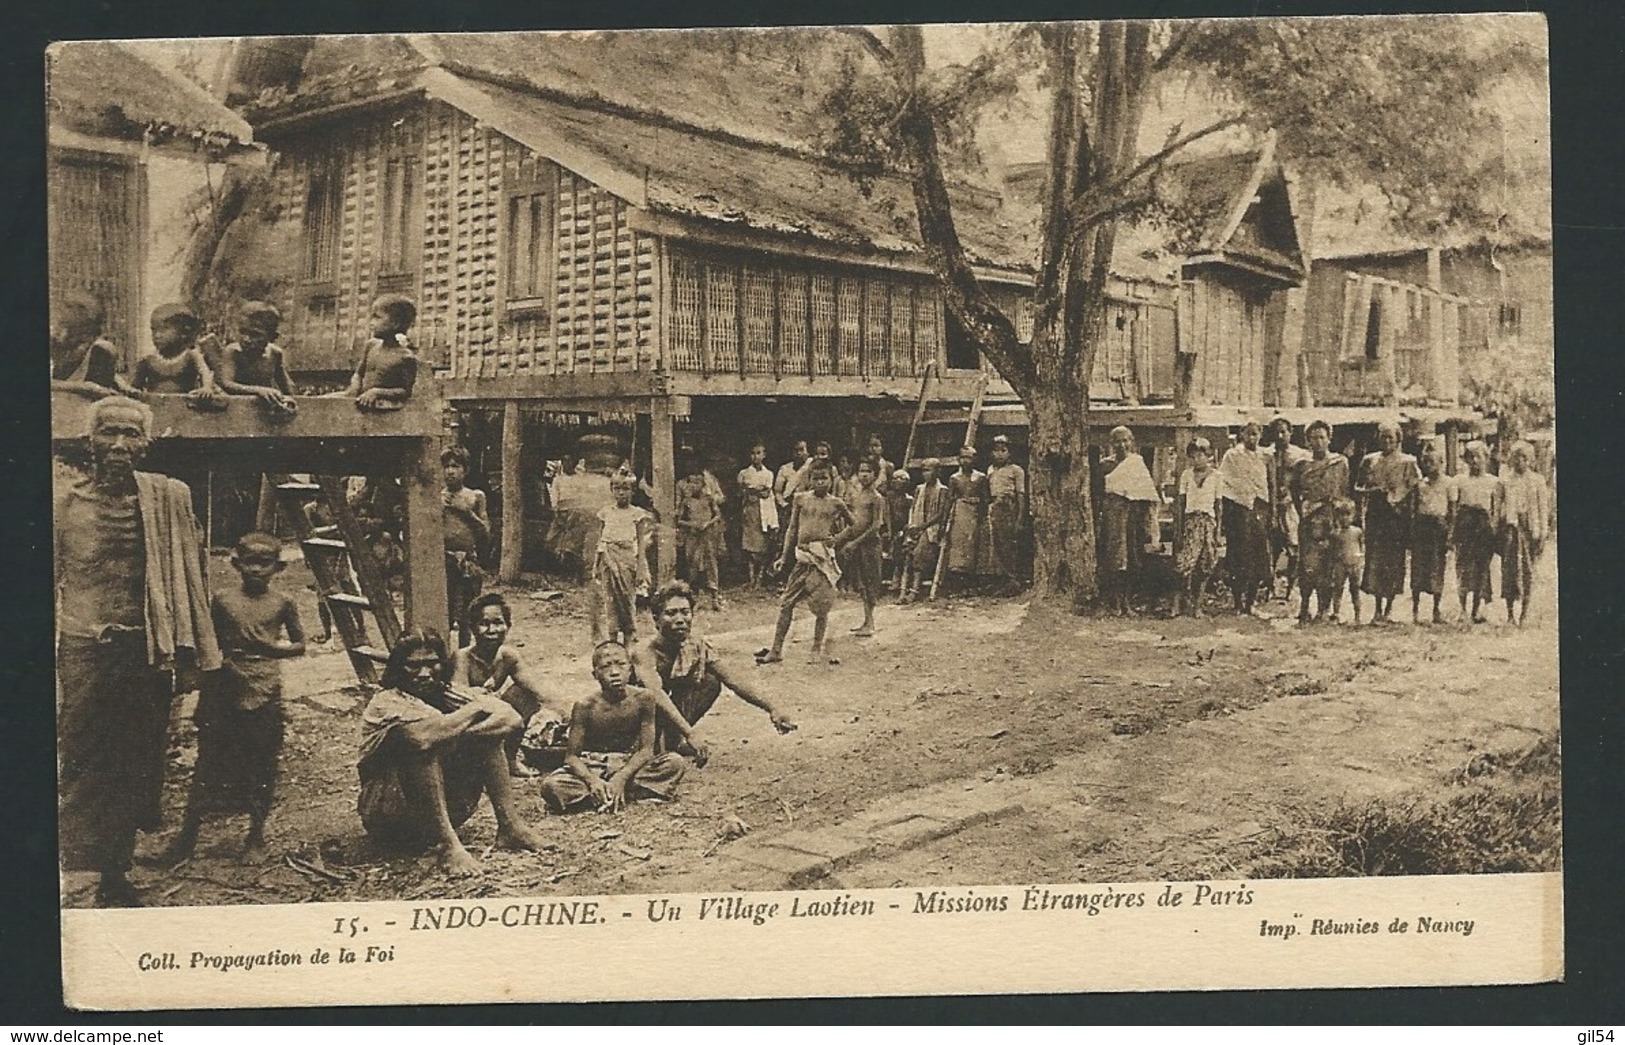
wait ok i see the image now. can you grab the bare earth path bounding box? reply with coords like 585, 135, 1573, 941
107, 555, 1558, 907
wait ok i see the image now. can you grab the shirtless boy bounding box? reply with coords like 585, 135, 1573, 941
357, 630, 545, 876
441, 447, 490, 643
131, 304, 222, 406
336, 294, 418, 412
217, 302, 297, 414
539, 642, 689, 813
841, 459, 886, 637
162, 532, 304, 866
759, 459, 852, 664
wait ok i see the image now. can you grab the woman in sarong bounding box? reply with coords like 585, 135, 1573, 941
1498, 440, 1548, 627
1292, 420, 1352, 624
943, 445, 989, 592
1409, 445, 1455, 624
1099, 426, 1163, 616
1218, 421, 1273, 614
1453, 441, 1500, 623
1356, 421, 1420, 623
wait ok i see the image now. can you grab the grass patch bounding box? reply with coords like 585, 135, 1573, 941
1247, 733, 1561, 878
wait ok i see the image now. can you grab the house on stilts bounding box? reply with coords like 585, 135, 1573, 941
223, 32, 1039, 582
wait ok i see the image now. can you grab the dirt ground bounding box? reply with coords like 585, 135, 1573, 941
85, 550, 1559, 907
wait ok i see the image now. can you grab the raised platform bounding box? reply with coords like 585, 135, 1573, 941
51, 390, 442, 443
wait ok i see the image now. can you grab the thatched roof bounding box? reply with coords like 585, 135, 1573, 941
246, 32, 1037, 273
1004, 141, 1306, 287
426, 71, 1034, 272
47, 40, 252, 147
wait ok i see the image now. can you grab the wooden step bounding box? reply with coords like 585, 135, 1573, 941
310, 524, 340, 537
302, 537, 350, 551
277, 481, 321, 494
325, 592, 373, 608
350, 645, 390, 664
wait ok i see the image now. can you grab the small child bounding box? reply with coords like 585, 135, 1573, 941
759, 459, 852, 665
592, 472, 653, 646
1326, 500, 1365, 624
1173, 437, 1220, 618
539, 641, 690, 813
840, 458, 886, 637
163, 533, 305, 865
338, 294, 419, 412
676, 468, 723, 609
217, 302, 297, 414
131, 304, 223, 407
451, 593, 565, 777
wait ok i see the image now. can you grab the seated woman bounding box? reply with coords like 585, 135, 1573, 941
356, 629, 545, 877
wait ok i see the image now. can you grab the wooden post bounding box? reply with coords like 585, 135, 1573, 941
650, 395, 678, 583
255, 473, 278, 534
401, 433, 449, 634
1425, 248, 1446, 401
499, 399, 524, 583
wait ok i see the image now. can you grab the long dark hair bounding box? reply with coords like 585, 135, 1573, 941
381, 628, 451, 691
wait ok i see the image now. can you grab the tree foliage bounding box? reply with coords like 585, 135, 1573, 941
803, 17, 1542, 609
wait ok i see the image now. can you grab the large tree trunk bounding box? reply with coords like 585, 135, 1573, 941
1027, 379, 1096, 611
882, 22, 1152, 613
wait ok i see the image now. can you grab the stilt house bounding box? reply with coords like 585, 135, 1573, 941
230, 33, 1039, 581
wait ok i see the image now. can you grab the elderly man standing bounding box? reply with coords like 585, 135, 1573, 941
55, 396, 220, 906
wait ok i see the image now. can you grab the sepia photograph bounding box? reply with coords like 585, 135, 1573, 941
47, 14, 1559, 1006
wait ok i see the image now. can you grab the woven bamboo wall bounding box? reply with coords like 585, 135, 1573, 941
665, 245, 948, 380
270, 100, 658, 380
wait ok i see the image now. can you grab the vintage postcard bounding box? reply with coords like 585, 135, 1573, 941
48, 15, 1558, 1010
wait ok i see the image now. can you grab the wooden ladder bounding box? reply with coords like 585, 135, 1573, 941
274, 477, 402, 685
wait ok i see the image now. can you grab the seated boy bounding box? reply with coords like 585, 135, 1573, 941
357, 629, 546, 877
217, 302, 297, 414
539, 641, 689, 813
335, 294, 418, 412
131, 303, 223, 407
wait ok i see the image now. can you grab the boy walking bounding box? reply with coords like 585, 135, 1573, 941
759, 460, 852, 664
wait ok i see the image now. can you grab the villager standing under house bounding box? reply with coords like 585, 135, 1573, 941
1498, 440, 1549, 627
1292, 420, 1353, 624
737, 441, 779, 589
56, 396, 221, 906
1218, 421, 1273, 614
900, 459, 949, 604
1266, 416, 1311, 599
1098, 426, 1162, 617
986, 434, 1028, 596
943, 445, 990, 595
1453, 441, 1500, 624
1410, 444, 1456, 625
1357, 421, 1421, 624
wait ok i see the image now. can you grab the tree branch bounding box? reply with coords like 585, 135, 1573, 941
833, 26, 896, 69
1064, 114, 1247, 231
1153, 22, 1198, 72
